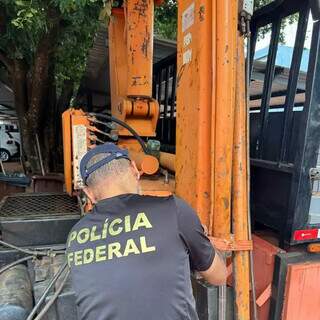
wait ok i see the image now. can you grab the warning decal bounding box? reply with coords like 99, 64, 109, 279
182, 3, 195, 33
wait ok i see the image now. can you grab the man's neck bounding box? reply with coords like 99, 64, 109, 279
95, 185, 139, 202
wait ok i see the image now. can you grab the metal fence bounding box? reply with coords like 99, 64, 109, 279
153, 53, 177, 151
249, 0, 320, 245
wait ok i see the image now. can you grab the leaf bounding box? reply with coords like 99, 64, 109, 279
99, 1, 112, 22
15, 0, 26, 7
11, 20, 20, 27
17, 9, 25, 16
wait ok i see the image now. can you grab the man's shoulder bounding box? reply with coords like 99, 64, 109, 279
68, 212, 94, 236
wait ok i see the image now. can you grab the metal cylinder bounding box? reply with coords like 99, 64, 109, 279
232, 35, 250, 320
0, 264, 33, 320
126, 0, 154, 97
159, 152, 175, 172
129, 150, 159, 175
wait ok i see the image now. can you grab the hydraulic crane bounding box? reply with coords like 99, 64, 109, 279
62, 0, 254, 318
3, 1, 320, 319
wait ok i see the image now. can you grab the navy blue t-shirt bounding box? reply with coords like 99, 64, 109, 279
66, 194, 215, 320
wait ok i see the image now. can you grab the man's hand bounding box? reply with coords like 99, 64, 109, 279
199, 250, 227, 286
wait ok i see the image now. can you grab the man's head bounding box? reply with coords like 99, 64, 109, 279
80, 143, 140, 203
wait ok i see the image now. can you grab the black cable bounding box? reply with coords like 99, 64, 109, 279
34, 268, 70, 320
26, 262, 68, 320
89, 113, 148, 154
0, 239, 65, 257
0, 256, 34, 275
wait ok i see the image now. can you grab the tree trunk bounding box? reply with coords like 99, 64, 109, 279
13, 60, 40, 173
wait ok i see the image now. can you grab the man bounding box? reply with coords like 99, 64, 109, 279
66, 143, 226, 320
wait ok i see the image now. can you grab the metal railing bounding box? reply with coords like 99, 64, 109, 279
153, 53, 177, 150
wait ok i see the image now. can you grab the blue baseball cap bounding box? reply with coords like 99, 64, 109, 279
80, 143, 131, 185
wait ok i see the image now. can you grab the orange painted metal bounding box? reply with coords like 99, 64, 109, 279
125, 0, 154, 97
129, 150, 159, 175
62, 108, 90, 194
282, 260, 320, 320
209, 0, 217, 235
256, 284, 272, 308
232, 35, 250, 320
109, 5, 159, 138
159, 152, 175, 172
209, 237, 252, 252
62, 109, 73, 195
139, 177, 175, 196
308, 243, 320, 253
252, 234, 283, 320
113, 98, 159, 137
212, 0, 238, 239
176, 0, 213, 228
109, 8, 128, 115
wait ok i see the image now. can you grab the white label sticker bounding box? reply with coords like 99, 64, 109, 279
183, 32, 192, 47
318, 229, 320, 239
182, 3, 195, 33
72, 124, 87, 189
183, 49, 192, 65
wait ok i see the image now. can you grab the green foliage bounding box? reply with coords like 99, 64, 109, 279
154, 0, 177, 40
254, 0, 274, 10
0, 0, 108, 90
254, 0, 299, 44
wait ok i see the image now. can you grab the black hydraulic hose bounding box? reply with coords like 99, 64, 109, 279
26, 262, 68, 320
0, 239, 65, 257
89, 113, 148, 154
0, 239, 48, 257
0, 255, 34, 275
34, 268, 70, 320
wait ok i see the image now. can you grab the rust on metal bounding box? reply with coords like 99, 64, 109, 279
209, 236, 253, 252
212, 0, 238, 239
126, 0, 154, 97
232, 34, 250, 320
176, 0, 213, 227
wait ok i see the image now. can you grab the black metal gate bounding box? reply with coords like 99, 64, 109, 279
153, 53, 177, 153
250, 0, 320, 246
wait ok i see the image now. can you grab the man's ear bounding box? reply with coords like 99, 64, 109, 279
83, 186, 97, 204
130, 161, 140, 180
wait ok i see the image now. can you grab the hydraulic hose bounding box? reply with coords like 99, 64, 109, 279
26, 262, 68, 320
33, 268, 70, 320
89, 113, 148, 154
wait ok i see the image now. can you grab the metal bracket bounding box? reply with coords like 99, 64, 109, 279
309, 167, 320, 194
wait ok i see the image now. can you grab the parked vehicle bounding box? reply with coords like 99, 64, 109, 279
0, 131, 19, 161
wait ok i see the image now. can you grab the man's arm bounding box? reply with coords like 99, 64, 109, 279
199, 250, 226, 285
175, 197, 226, 286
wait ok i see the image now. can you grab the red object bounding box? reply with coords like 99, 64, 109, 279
293, 229, 319, 241
252, 234, 283, 320
283, 261, 320, 319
